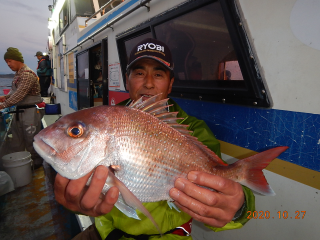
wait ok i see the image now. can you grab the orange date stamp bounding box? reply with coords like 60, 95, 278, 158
247, 211, 306, 219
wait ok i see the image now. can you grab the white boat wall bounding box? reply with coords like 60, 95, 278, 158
46, 0, 320, 239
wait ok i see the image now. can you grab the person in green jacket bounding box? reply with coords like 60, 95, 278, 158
54, 38, 255, 239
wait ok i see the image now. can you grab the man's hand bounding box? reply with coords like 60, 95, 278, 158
0, 96, 6, 102
169, 171, 245, 228
54, 165, 119, 217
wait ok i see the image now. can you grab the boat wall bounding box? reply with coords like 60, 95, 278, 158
237, 0, 320, 114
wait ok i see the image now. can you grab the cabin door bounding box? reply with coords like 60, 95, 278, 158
76, 50, 90, 110
89, 38, 108, 106
90, 44, 103, 107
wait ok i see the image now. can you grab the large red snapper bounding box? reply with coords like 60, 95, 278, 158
33, 95, 288, 232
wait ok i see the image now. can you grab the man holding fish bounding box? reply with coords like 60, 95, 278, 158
42, 38, 285, 239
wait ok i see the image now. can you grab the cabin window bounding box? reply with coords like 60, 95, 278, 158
70, 0, 95, 21
117, 0, 270, 107
154, 3, 244, 87
59, 0, 69, 33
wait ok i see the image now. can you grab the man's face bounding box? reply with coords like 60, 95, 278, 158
36, 55, 42, 60
126, 58, 174, 102
5, 59, 22, 72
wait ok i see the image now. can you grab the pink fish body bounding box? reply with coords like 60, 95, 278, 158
33, 95, 288, 232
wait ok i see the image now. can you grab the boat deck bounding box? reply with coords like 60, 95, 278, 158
0, 115, 82, 240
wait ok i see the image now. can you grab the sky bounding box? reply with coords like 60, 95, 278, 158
0, 0, 52, 74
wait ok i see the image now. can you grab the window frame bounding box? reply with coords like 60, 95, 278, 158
59, 0, 70, 35
116, 0, 270, 107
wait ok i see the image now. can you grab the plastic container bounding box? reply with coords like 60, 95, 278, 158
3, 89, 10, 95
45, 103, 61, 115
2, 151, 32, 188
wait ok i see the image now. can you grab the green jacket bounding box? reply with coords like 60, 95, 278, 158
37, 56, 52, 77
95, 98, 255, 239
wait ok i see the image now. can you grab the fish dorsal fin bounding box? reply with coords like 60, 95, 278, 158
128, 94, 226, 165
184, 134, 228, 166
154, 112, 179, 119
148, 104, 173, 115
161, 118, 184, 124
129, 93, 193, 136
129, 93, 163, 110
128, 96, 144, 108
176, 129, 193, 135
141, 98, 169, 112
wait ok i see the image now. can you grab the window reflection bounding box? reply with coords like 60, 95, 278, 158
219, 61, 243, 80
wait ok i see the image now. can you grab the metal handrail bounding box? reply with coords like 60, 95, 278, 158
85, 0, 122, 27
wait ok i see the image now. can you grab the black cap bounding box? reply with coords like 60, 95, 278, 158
126, 38, 173, 72
35, 51, 43, 57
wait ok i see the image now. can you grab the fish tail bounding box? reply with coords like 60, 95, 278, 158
235, 146, 289, 196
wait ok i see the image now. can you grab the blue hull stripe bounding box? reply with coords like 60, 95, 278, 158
172, 98, 320, 172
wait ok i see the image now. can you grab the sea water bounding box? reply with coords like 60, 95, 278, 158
0, 78, 12, 97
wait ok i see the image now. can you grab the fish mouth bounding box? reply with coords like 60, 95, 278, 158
34, 134, 97, 180
33, 136, 57, 164
33, 137, 79, 179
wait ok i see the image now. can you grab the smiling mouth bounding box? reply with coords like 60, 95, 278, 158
141, 94, 154, 101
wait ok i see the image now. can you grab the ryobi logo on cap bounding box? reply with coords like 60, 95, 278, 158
127, 38, 173, 71
136, 43, 165, 55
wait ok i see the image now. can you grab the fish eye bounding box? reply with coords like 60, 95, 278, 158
67, 124, 84, 138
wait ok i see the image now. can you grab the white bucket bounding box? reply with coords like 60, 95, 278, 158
2, 151, 33, 188
42, 97, 51, 104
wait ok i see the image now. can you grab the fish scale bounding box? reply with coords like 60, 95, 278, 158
108, 107, 218, 202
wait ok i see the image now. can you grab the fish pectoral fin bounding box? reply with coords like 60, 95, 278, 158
110, 164, 121, 171
167, 200, 180, 212
115, 196, 141, 220
107, 171, 162, 235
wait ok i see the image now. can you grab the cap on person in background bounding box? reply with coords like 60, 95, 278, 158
3, 47, 24, 63
126, 38, 174, 72
35, 51, 43, 57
